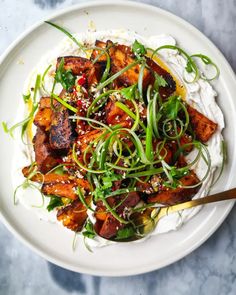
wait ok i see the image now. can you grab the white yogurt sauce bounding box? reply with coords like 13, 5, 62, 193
12, 30, 224, 248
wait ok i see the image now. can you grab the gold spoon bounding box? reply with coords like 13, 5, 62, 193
105, 187, 236, 242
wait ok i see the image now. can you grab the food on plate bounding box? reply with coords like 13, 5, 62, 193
3, 23, 225, 248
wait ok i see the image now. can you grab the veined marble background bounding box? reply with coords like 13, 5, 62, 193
0, 0, 236, 294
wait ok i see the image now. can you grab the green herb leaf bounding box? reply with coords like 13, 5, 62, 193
102, 170, 122, 189
153, 73, 168, 91
169, 167, 189, 179
120, 84, 137, 100
53, 166, 65, 175
23, 93, 31, 103
162, 95, 180, 120
82, 220, 96, 239
115, 226, 135, 240
132, 40, 147, 57
55, 58, 76, 91
47, 196, 63, 212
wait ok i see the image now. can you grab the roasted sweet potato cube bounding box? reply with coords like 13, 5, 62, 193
117, 192, 140, 213
95, 201, 108, 221
34, 108, 52, 131
180, 133, 193, 153
42, 182, 78, 200
22, 166, 71, 183
90, 40, 107, 61
77, 129, 104, 153
57, 199, 88, 231
33, 128, 58, 173
57, 56, 93, 76
105, 100, 133, 128
33, 97, 53, 131
187, 105, 217, 143
49, 97, 75, 150
109, 43, 152, 89
146, 57, 176, 99
147, 171, 201, 205
99, 213, 123, 239
87, 62, 105, 87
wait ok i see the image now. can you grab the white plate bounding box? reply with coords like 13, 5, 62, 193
0, 1, 236, 276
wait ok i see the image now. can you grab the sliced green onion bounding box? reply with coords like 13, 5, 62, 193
51, 93, 77, 113
45, 21, 85, 53
126, 168, 163, 178
191, 54, 220, 81
96, 60, 140, 90
151, 45, 199, 83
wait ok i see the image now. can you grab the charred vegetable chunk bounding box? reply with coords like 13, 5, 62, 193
147, 171, 201, 205
33, 97, 53, 131
33, 128, 58, 173
57, 199, 88, 231
187, 105, 217, 143
49, 98, 75, 150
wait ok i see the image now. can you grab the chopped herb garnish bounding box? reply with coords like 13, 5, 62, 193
82, 220, 96, 239
55, 58, 76, 91
132, 40, 147, 57
121, 84, 137, 100
47, 196, 64, 212
115, 226, 136, 240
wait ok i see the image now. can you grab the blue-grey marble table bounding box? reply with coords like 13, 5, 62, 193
0, 0, 235, 294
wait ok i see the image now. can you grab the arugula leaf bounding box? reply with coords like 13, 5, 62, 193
47, 196, 63, 212
132, 40, 147, 57
115, 226, 135, 240
55, 58, 76, 91
120, 84, 137, 100
82, 220, 96, 239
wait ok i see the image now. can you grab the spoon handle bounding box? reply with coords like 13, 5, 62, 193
159, 187, 236, 218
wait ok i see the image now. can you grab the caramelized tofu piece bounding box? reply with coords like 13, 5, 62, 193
57, 199, 88, 231
146, 58, 176, 99
147, 171, 201, 205
34, 97, 53, 131
49, 99, 75, 150
57, 56, 93, 75
187, 105, 217, 143
33, 128, 58, 173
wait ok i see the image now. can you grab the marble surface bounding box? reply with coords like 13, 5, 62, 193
0, 0, 236, 294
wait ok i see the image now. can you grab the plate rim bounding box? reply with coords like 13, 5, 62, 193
0, 0, 235, 276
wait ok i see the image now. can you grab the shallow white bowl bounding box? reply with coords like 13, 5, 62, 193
0, 1, 236, 276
